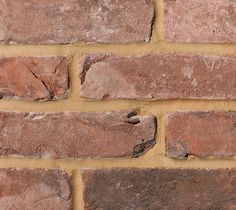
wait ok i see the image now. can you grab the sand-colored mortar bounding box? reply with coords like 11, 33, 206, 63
0, 1, 235, 209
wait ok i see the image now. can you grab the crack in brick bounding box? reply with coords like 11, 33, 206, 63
27, 67, 53, 99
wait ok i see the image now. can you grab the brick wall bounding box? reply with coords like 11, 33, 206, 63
0, 0, 235, 209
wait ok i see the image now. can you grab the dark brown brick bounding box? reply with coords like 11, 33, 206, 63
166, 111, 236, 158
0, 111, 156, 159
164, 0, 236, 43
0, 57, 69, 100
0, 168, 71, 210
82, 168, 236, 210
0, 0, 154, 44
80, 54, 236, 100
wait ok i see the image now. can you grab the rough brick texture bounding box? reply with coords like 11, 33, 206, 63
0, 0, 154, 44
0, 57, 69, 100
80, 54, 236, 100
164, 0, 236, 43
0, 111, 156, 158
0, 168, 71, 210
166, 111, 236, 159
83, 168, 236, 210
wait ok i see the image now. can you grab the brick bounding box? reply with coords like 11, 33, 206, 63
0, 0, 154, 44
0, 168, 71, 210
0, 111, 156, 158
166, 111, 236, 159
0, 57, 69, 100
164, 0, 236, 43
80, 54, 236, 100
82, 168, 236, 210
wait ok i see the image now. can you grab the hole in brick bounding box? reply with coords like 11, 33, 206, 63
102, 94, 110, 99
132, 138, 156, 158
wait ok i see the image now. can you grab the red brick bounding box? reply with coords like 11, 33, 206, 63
0, 0, 154, 44
0, 111, 156, 159
0, 168, 71, 210
82, 168, 236, 210
166, 111, 236, 158
164, 0, 236, 43
80, 54, 236, 100
0, 57, 69, 100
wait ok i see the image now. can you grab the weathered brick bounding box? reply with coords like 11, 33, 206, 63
82, 168, 236, 210
0, 57, 69, 100
0, 0, 154, 44
0, 168, 71, 210
164, 0, 236, 43
0, 111, 156, 158
166, 111, 236, 159
80, 54, 236, 100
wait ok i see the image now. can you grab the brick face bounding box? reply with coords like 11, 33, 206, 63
164, 0, 236, 43
0, 111, 156, 158
0, 57, 69, 100
0, 169, 71, 210
166, 111, 236, 158
0, 0, 235, 208
82, 168, 236, 210
0, 0, 154, 44
80, 54, 236, 100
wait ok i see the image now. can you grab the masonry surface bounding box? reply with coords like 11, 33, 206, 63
0, 0, 235, 210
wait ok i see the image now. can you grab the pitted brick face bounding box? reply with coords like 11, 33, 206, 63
0, 169, 71, 210
0, 111, 156, 159
164, 0, 236, 43
0, 0, 154, 44
166, 111, 236, 158
82, 168, 236, 210
80, 54, 236, 100
0, 57, 69, 100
